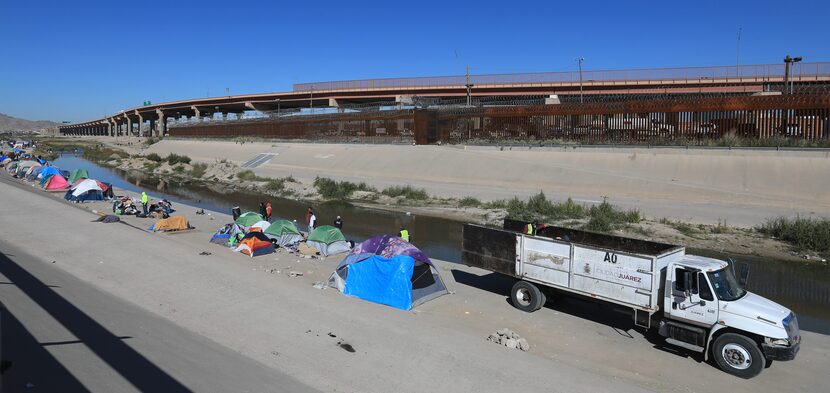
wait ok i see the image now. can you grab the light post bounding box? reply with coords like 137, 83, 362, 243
783, 55, 803, 95
577, 57, 585, 104
736, 28, 742, 77
465, 65, 474, 107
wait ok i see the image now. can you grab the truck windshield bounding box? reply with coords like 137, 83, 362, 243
707, 268, 746, 301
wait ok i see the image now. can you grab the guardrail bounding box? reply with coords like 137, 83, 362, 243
293, 62, 830, 92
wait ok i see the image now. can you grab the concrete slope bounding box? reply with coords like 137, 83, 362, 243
0, 176, 647, 393
146, 140, 830, 225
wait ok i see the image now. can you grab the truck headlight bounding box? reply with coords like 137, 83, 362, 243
770, 338, 790, 346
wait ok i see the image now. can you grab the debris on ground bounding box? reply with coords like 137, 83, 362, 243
312, 281, 328, 290
289, 271, 303, 277
199, 251, 212, 256
487, 328, 530, 351
92, 215, 120, 223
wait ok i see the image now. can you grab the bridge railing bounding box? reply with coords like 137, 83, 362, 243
293, 62, 830, 92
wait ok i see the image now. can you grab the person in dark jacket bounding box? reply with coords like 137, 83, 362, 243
334, 216, 343, 229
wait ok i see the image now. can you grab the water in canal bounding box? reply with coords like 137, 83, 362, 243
52, 153, 830, 334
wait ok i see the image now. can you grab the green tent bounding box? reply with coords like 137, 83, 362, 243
264, 219, 300, 237
68, 169, 89, 184
307, 225, 346, 244
235, 212, 265, 227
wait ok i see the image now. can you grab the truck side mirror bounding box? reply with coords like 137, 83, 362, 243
738, 263, 750, 287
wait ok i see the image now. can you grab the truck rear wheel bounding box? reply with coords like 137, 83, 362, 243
712, 333, 765, 379
511, 281, 546, 312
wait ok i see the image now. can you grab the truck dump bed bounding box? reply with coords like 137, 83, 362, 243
463, 222, 686, 313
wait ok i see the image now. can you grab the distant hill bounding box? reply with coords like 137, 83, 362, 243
0, 112, 60, 132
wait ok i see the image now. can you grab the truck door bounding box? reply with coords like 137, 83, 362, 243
669, 267, 719, 327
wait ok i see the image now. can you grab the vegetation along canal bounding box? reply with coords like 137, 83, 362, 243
53, 154, 830, 335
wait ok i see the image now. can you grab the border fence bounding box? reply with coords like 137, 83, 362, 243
169, 93, 830, 145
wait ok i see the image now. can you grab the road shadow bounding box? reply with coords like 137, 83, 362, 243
1, 302, 87, 392
0, 252, 192, 392
452, 269, 706, 362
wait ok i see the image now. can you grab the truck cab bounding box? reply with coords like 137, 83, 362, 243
661, 255, 800, 378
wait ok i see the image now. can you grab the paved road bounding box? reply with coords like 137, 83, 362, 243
0, 238, 316, 392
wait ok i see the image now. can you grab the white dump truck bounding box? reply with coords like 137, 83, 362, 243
461, 222, 800, 378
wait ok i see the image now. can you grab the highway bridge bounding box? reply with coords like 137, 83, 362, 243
59, 62, 830, 137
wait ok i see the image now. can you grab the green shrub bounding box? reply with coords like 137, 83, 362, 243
265, 178, 286, 192
236, 170, 259, 181
505, 193, 587, 222
145, 153, 162, 162
757, 216, 830, 253
583, 199, 642, 233
314, 177, 376, 199
189, 162, 207, 178
667, 220, 699, 237
165, 153, 191, 165
381, 185, 429, 200
458, 197, 482, 207
482, 199, 508, 209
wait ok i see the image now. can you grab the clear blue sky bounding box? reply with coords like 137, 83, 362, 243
1, 0, 828, 122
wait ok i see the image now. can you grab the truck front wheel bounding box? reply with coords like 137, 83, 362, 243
712, 333, 765, 379
511, 281, 546, 312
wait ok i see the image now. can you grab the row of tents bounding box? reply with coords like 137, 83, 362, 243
210, 211, 448, 310
3, 158, 111, 202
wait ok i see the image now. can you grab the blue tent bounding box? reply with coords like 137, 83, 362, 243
38, 166, 61, 186
330, 254, 448, 310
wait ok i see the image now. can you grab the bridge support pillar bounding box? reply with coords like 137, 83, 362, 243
156, 109, 166, 137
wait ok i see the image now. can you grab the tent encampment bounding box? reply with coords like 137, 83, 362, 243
234, 232, 275, 257
67, 169, 89, 184
38, 166, 62, 186
44, 174, 69, 190
306, 225, 350, 256
264, 219, 303, 247
209, 223, 244, 245
149, 216, 190, 232
235, 212, 265, 228
350, 235, 433, 264
249, 220, 271, 232
64, 178, 104, 202
329, 253, 448, 310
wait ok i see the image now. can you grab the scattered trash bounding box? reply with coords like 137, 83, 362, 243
195, 208, 205, 215
199, 251, 212, 256
312, 281, 328, 290
289, 271, 303, 277
487, 328, 530, 351
327, 332, 337, 338
339, 343, 356, 353
270, 350, 279, 356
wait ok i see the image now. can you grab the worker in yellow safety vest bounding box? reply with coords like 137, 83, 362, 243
141, 191, 149, 215
399, 227, 410, 242
524, 220, 537, 236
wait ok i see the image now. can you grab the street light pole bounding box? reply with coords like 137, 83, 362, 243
577, 57, 584, 104
465, 65, 474, 107
736, 28, 742, 77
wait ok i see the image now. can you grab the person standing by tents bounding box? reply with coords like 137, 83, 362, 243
334, 215, 343, 229
141, 192, 149, 215
308, 209, 317, 232
399, 226, 410, 242
259, 202, 266, 219
265, 201, 273, 222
